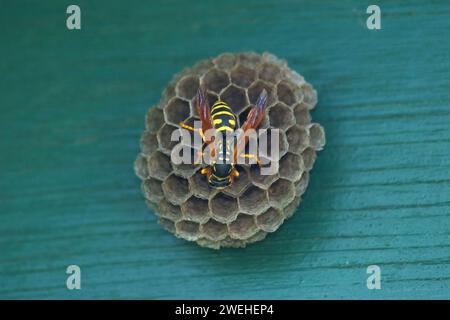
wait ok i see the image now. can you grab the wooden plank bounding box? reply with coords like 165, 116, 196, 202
1, 0, 450, 299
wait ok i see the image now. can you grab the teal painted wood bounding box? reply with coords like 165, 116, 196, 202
1, 0, 450, 299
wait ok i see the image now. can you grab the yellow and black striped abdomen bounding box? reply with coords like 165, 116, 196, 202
211, 101, 236, 133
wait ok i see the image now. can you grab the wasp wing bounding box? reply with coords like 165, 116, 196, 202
234, 89, 268, 162
195, 87, 214, 142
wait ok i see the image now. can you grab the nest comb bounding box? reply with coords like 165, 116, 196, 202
134, 52, 325, 249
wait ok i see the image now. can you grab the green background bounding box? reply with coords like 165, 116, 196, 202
1, 0, 450, 299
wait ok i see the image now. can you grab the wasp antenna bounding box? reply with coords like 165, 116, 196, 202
256, 89, 268, 109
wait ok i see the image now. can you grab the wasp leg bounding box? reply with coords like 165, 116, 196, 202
179, 122, 206, 141
179, 122, 195, 131
228, 167, 239, 184
193, 149, 205, 165
200, 166, 212, 181
239, 153, 261, 166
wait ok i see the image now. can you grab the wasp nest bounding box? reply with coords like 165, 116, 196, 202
134, 52, 325, 249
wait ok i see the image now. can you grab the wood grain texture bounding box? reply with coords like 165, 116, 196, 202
1, 0, 450, 299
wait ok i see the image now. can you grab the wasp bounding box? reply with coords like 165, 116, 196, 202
180, 87, 268, 189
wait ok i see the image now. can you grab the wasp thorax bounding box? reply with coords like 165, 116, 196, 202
135, 52, 325, 249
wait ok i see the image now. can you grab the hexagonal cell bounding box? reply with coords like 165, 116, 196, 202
278, 153, 304, 182
134, 154, 149, 180
307, 123, 326, 151
220, 85, 248, 114
157, 123, 179, 153
258, 128, 288, 161
302, 147, 317, 171
238, 52, 262, 69
173, 162, 200, 179
292, 86, 305, 103
219, 236, 246, 248
145, 107, 165, 133
164, 98, 191, 125
248, 163, 278, 189
245, 230, 268, 244
142, 177, 164, 203
175, 220, 200, 241
181, 196, 210, 223
202, 68, 230, 93
176, 76, 199, 100
256, 207, 284, 232
209, 193, 239, 223
262, 52, 287, 66
191, 58, 215, 76
286, 125, 309, 154
295, 171, 309, 196
277, 81, 297, 106
188, 169, 216, 200
140, 131, 158, 156
283, 196, 301, 219
268, 178, 295, 208
293, 103, 311, 125
279, 131, 290, 159
230, 65, 256, 88
157, 199, 183, 222
196, 238, 221, 250
223, 166, 251, 197
229, 214, 258, 240
238, 185, 269, 214
301, 83, 318, 108
171, 141, 193, 160
284, 69, 305, 89
171, 145, 201, 178
162, 174, 191, 205
248, 80, 276, 106
147, 151, 172, 181
159, 218, 176, 234
200, 219, 228, 241
206, 91, 219, 107
145, 199, 158, 212
160, 83, 176, 107
258, 63, 282, 84
268, 102, 295, 130
214, 53, 237, 71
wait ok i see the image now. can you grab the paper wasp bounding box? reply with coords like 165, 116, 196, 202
180, 87, 268, 189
